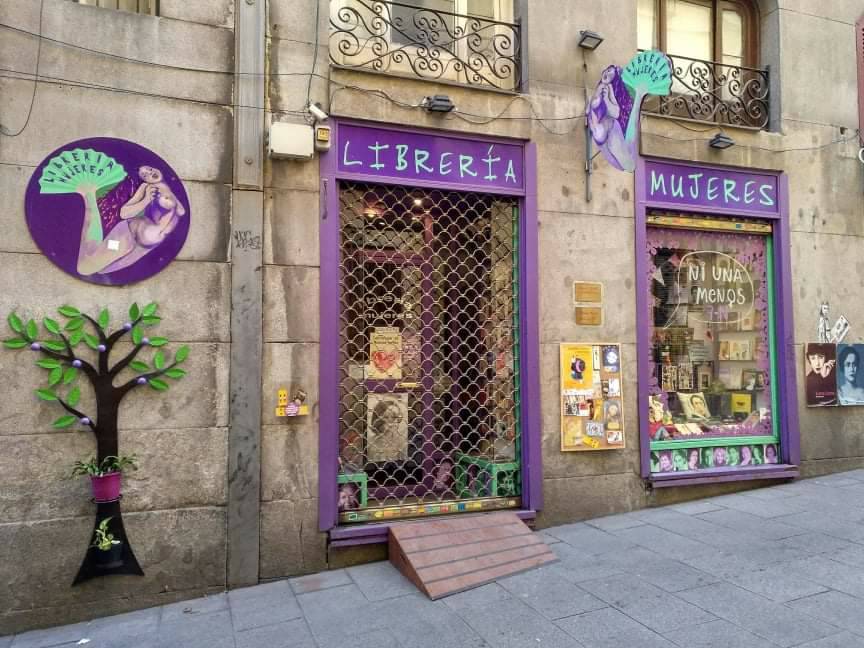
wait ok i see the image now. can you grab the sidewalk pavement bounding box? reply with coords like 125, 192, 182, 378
7, 469, 864, 648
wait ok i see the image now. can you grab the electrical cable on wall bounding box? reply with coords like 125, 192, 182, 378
1, 19, 860, 150
0, 0, 44, 137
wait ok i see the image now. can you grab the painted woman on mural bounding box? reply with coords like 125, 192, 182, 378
588, 65, 633, 172
73, 165, 187, 276
31, 141, 190, 285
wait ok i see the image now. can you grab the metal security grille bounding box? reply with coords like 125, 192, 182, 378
337, 181, 521, 523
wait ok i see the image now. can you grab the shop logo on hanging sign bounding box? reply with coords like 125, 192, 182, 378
337, 123, 524, 191
644, 160, 779, 213
588, 50, 673, 172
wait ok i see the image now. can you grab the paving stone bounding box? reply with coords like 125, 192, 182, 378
626, 558, 719, 593
347, 561, 418, 601
615, 594, 716, 632
161, 593, 228, 621
774, 512, 864, 543
576, 574, 668, 607
678, 548, 764, 579
297, 584, 390, 641
157, 609, 236, 648
289, 569, 352, 595
85, 607, 160, 646
636, 510, 751, 549
696, 509, 805, 540
555, 607, 678, 647
497, 567, 606, 620
315, 629, 403, 648
662, 619, 779, 648
229, 581, 302, 631
787, 590, 864, 635
704, 494, 809, 519
779, 556, 864, 598
459, 597, 581, 648
668, 501, 727, 515
792, 632, 864, 648
676, 583, 840, 648
234, 618, 315, 648
554, 606, 645, 643
724, 564, 828, 602
831, 543, 864, 569
583, 513, 647, 532
441, 582, 514, 612
738, 487, 797, 501
610, 524, 711, 558
380, 595, 488, 648
774, 532, 855, 558
543, 523, 638, 556
9, 621, 95, 648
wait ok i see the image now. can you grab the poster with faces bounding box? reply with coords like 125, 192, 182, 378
560, 343, 625, 452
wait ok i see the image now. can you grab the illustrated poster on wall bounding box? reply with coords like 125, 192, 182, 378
560, 343, 625, 451
804, 343, 837, 407
25, 138, 190, 286
366, 327, 403, 379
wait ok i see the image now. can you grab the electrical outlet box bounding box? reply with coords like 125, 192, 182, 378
269, 122, 314, 159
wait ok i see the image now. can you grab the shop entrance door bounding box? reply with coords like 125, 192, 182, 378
337, 182, 522, 524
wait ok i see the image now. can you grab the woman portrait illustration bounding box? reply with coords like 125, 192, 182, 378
26, 137, 190, 286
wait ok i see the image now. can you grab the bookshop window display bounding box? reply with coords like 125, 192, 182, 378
645, 220, 780, 473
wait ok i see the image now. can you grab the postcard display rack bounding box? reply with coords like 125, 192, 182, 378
645, 218, 781, 474
560, 343, 626, 451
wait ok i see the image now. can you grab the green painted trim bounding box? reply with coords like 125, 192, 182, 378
650, 435, 777, 450
766, 237, 781, 440
512, 204, 522, 468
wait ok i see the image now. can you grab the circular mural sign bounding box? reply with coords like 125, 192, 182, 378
25, 137, 190, 286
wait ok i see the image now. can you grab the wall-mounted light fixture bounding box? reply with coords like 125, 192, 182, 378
422, 95, 456, 113
578, 30, 604, 50
708, 133, 735, 149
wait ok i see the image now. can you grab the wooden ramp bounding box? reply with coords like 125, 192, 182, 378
389, 511, 557, 600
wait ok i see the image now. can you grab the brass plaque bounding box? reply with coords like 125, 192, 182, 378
573, 281, 603, 304
574, 306, 603, 326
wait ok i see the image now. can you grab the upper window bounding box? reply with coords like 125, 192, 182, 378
73, 0, 158, 16
638, 0, 758, 68
330, 1, 520, 91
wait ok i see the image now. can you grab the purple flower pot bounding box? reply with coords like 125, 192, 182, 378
91, 472, 122, 502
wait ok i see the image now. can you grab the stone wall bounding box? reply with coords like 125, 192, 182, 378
2, 0, 864, 634
0, 0, 234, 634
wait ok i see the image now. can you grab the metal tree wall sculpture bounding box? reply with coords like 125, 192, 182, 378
3, 302, 189, 584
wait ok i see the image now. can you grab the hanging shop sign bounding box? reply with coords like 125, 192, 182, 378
337, 123, 524, 191
588, 50, 673, 172
643, 160, 779, 214
25, 138, 190, 286
560, 343, 626, 451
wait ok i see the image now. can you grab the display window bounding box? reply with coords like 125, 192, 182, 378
644, 213, 780, 474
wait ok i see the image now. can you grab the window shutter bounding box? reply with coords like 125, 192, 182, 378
857, 14, 864, 140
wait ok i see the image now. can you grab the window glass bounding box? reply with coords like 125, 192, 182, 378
646, 224, 777, 472
638, 0, 658, 51
666, 0, 712, 60
467, 0, 496, 18
391, 0, 456, 46
722, 9, 744, 67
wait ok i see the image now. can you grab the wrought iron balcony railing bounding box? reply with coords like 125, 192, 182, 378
640, 52, 769, 130
330, 1, 522, 92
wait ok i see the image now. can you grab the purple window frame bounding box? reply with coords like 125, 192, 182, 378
318, 118, 542, 535
635, 156, 800, 487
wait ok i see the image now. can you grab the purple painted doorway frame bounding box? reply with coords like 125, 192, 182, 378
318, 119, 542, 534
635, 156, 800, 486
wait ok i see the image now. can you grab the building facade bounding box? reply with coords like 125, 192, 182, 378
1, 0, 863, 634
